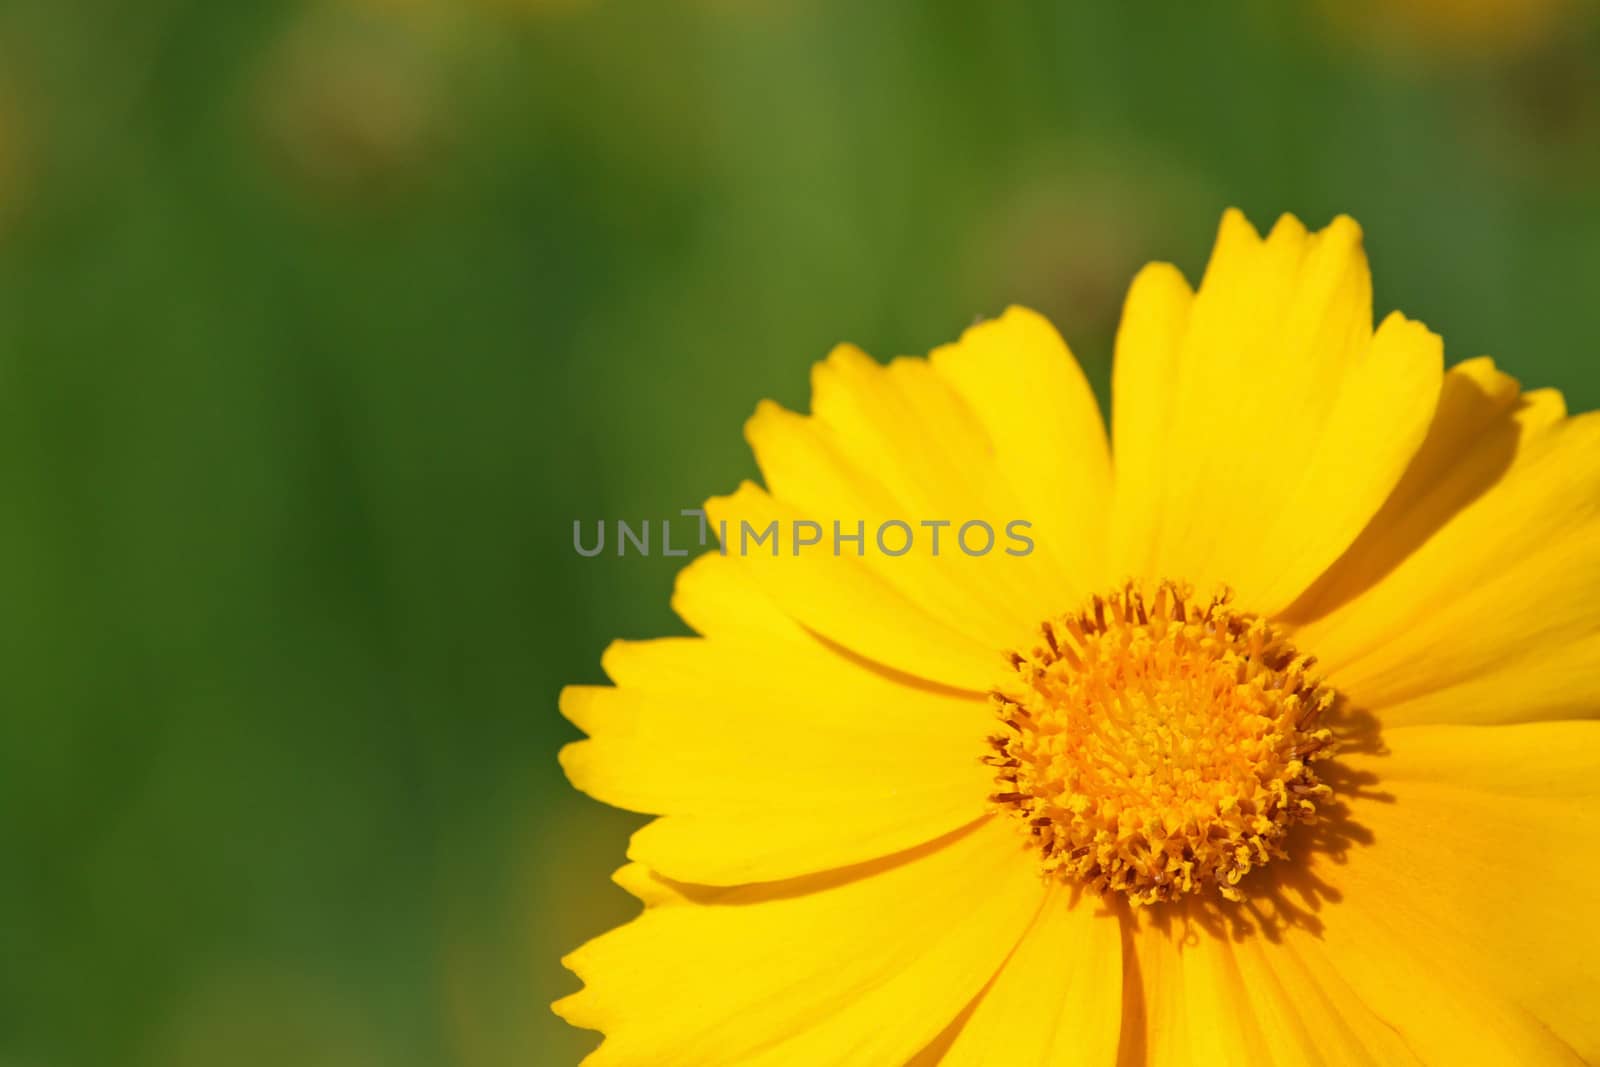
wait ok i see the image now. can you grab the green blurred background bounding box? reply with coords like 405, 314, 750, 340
0, 0, 1596, 1063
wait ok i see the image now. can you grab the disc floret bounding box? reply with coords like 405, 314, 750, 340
988, 581, 1337, 905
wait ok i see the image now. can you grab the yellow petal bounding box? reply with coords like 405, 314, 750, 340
608, 862, 698, 909
740, 334, 1096, 658
560, 670, 991, 886
929, 306, 1113, 604
744, 395, 1033, 653
1281, 356, 1525, 622
669, 548, 800, 642
1123, 902, 1271, 1066
1111, 210, 1443, 617
561, 553, 993, 884
1298, 401, 1600, 726
554, 818, 1047, 1067
1123, 722, 1600, 1064
559, 684, 990, 885
1110, 262, 1195, 578
704, 481, 1002, 690
1225, 934, 1421, 1066
1281, 722, 1600, 1063
924, 888, 1122, 1067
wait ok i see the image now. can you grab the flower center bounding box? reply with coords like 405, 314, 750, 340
987, 581, 1337, 906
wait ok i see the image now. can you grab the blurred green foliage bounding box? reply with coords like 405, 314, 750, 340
0, 0, 1595, 1064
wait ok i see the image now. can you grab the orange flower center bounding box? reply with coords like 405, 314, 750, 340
987, 581, 1337, 906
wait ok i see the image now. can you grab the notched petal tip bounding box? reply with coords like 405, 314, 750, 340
610, 861, 672, 905
548, 991, 577, 1021
1266, 211, 1312, 244
596, 638, 641, 685
702, 479, 764, 520
805, 343, 888, 429
1217, 204, 1258, 236
811, 342, 879, 393
742, 396, 806, 454
1376, 309, 1439, 342
558, 685, 609, 734
1321, 212, 1365, 246
1372, 311, 1446, 378
1447, 354, 1520, 395
1127, 259, 1193, 292
1201, 207, 1269, 285
934, 302, 1074, 372
993, 303, 1052, 331
556, 738, 594, 782
987, 304, 1067, 346
1213, 207, 1367, 264
1522, 385, 1569, 422
550, 986, 602, 1032
666, 551, 734, 623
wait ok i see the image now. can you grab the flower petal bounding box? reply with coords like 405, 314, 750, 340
559, 556, 994, 884
737, 330, 1105, 663
921, 889, 1122, 1067
554, 818, 1047, 1067
1121, 722, 1599, 1064
1122, 902, 1425, 1064
704, 481, 1003, 690
1109, 261, 1195, 579
1299, 402, 1600, 726
1286, 722, 1600, 1063
1111, 210, 1443, 617
1123, 904, 1275, 1065
929, 306, 1113, 604
743, 395, 1034, 654
1223, 934, 1422, 1065
669, 547, 802, 642
1280, 356, 1526, 623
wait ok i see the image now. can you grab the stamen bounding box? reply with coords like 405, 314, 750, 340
988, 580, 1336, 905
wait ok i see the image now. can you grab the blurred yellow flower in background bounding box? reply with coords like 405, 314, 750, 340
554, 210, 1600, 1064
347, 0, 591, 19
253, 2, 454, 202
0, 72, 29, 236
1325, 0, 1583, 59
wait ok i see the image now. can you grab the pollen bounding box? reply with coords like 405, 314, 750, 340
987, 580, 1337, 906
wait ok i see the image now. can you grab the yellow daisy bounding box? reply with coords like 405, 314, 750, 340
554, 209, 1600, 1065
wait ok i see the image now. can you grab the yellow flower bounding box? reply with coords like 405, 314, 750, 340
554, 210, 1600, 1064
